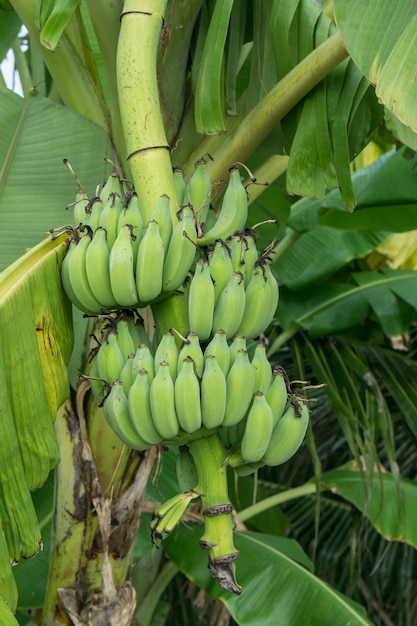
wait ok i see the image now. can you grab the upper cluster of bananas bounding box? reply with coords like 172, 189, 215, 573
61, 168, 198, 314
88, 314, 309, 472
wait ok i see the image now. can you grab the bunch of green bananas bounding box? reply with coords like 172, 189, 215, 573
61, 169, 198, 314
88, 317, 308, 467
61, 159, 312, 595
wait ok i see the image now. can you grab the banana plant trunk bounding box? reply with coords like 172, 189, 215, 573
41, 2, 184, 623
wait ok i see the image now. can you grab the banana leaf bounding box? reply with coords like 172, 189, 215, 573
277, 269, 417, 339
164, 525, 374, 625
334, 0, 417, 132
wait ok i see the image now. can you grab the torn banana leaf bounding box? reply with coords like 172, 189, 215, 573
0, 232, 73, 562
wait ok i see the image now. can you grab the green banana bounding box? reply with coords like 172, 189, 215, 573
154, 330, 179, 381
117, 190, 143, 259
178, 332, 204, 378
99, 171, 123, 204
223, 349, 255, 426
149, 194, 173, 252
128, 369, 163, 445
228, 231, 259, 287
127, 311, 151, 350
109, 223, 139, 307
162, 205, 197, 292
240, 391, 274, 463
188, 258, 215, 341
176, 445, 199, 491
187, 157, 212, 231
64, 158, 89, 227
212, 271, 246, 339
85, 227, 118, 309
236, 261, 279, 339
265, 366, 289, 428
198, 164, 248, 246
175, 356, 202, 433
61, 229, 103, 315
173, 167, 187, 207
262, 393, 309, 467
119, 353, 135, 394
150, 361, 180, 439
208, 239, 233, 305
103, 380, 151, 450
85, 195, 104, 232
251, 343, 273, 394
200, 354, 227, 429
204, 329, 230, 377
95, 330, 125, 385
132, 343, 155, 383
135, 220, 164, 303
115, 314, 137, 360
228, 334, 247, 368
98, 192, 124, 251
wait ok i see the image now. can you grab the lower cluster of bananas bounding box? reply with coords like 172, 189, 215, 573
87, 316, 309, 471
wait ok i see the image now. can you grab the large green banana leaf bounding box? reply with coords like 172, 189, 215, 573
0, 85, 110, 271
334, 0, 417, 135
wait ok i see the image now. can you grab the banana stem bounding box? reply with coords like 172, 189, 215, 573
208, 33, 348, 184
116, 0, 179, 221
188, 433, 242, 595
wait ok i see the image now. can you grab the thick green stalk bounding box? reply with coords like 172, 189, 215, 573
188, 433, 242, 596
208, 33, 348, 184
9, 0, 111, 132
117, 0, 179, 221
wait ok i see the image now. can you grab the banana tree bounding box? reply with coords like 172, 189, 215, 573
1, 1, 417, 625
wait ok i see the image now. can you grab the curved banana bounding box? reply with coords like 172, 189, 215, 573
188, 258, 215, 341
128, 369, 163, 445
175, 356, 202, 433
208, 239, 233, 305
187, 157, 212, 231
212, 271, 246, 339
136, 219, 165, 303
85, 227, 118, 309
72, 188, 90, 227
99, 171, 123, 204
262, 393, 309, 467
95, 330, 125, 384
132, 343, 155, 383
198, 164, 248, 246
109, 224, 139, 307
178, 332, 204, 379
229, 334, 247, 368
61, 229, 102, 315
98, 192, 124, 250
251, 343, 273, 394
115, 315, 137, 360
120, 353, 135, 394
173, 167, 187, 207
200, 354, 227, 429
223, 349, 255, 427
117, 190, 143, 259
154, 330, 179, 381
176, 445, 199, 491
85, 196, 104, 232
103, 380, 151, 450
150, 361, 180, 440
236, 261, 279, 339
162, 205, 197, 292
204, 329, 230, 377
149, 193, 173, 252
265, 366, 290, 429
240, 391, 274, 463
